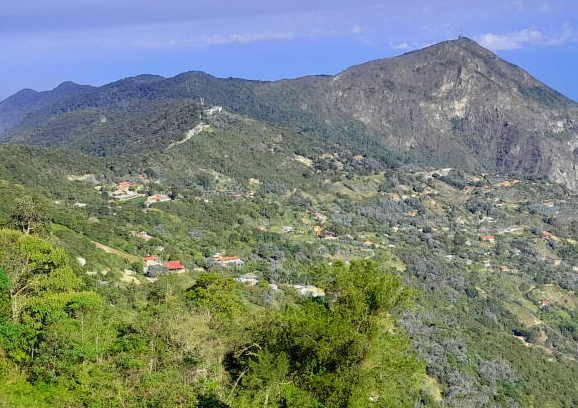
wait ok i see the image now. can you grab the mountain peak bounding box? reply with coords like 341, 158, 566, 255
11, 88, 39, 97
453, 35, 482, 46
410, 36, 495, 60
54, 81, 82, 90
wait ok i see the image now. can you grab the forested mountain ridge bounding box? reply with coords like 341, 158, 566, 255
2, 37, 578, 190
0, 81, 94, 136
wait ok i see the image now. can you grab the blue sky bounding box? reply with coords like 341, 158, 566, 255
0, 0, 576, 101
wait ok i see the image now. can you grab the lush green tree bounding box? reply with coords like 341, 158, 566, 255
11, 195, 49, 235
229, 261, 425, 407
0, 230, 102, 351
185, 273, 244, 318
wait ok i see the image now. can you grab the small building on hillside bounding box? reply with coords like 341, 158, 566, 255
134, 231, 153, 241
481, 235, 495, 242
142, 256, 165, 277
143, 256, 162, 266
289, 284, 325, 298
235, 273, 260, 286
214, 256, 245, 267
116, 181, 134, 192
166, 260, 186, 273
539, 300, 551, 309
145, 194, 171, 206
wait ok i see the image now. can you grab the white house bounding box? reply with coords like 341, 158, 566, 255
235, 273, 259, 286
214, 256, 245, 267
289, 284, 325, 298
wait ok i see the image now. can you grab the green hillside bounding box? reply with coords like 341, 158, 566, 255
1, 37, 578, 407
0, 140, 577, 407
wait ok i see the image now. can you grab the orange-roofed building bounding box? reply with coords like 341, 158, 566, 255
482, 235, 495, 242
143, 256, 161, 266
215, 256, 244, 267
166, 260, 186, 272
116, 181, 136, 191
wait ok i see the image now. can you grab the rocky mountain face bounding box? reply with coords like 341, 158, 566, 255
1, 38, 577, 189
321, 38, 578, 189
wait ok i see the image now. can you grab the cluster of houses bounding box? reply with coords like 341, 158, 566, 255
111, 181, 145, 201
141, 254, 247, 277
234, 273, 325, 298
140, 251, 326, 300
108, 179, 172, 207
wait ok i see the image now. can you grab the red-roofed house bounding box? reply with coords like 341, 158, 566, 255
482, 235, 495, 242
539, 300, 551, 308
166, 261, 186, 273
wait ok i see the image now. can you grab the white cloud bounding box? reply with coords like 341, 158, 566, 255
181, 31, 297, 47
1, 28, 305, 51
477, 27, 577, 50
393, 42, 411, 50
477, 29, 544, 50
352, 26, 362, 34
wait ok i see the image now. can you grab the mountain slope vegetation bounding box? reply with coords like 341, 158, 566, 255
0, 142, 577, 406
0, 37, 578, 407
